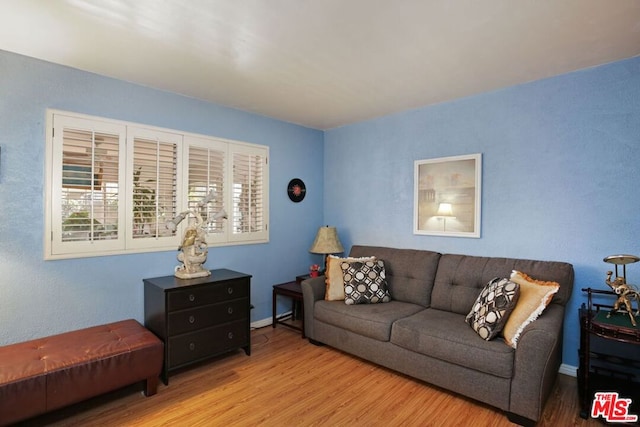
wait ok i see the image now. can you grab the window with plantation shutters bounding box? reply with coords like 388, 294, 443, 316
48, 114, 126, 257
45, 110, 269, 260
186, 137, 227, 244
127, 128, 180, 249
230, 145, 268, 243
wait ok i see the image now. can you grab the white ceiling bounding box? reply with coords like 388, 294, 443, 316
1, 1, 639, 130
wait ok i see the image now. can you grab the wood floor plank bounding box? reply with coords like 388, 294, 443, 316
17, 326, 602, 426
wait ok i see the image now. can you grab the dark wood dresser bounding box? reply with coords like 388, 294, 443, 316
144, 269, 252, 384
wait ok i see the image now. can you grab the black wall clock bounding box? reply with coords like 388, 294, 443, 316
287, 178, 306, 202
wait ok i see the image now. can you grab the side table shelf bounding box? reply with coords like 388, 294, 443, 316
578, 288, 640, 420
272, 280, 305, 338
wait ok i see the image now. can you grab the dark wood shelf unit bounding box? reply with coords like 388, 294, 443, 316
144, 269, 252, 384
578, 288, 640, 420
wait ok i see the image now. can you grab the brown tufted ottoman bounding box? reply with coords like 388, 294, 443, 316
0, 319, 163, 426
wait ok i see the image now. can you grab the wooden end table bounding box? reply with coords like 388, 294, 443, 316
578, 288, 640, 419
272, 281, 305, 338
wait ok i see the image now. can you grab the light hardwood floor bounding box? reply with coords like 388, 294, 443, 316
19, 325, 601, 427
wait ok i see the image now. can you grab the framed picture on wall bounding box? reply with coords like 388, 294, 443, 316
413, 153, 482, 238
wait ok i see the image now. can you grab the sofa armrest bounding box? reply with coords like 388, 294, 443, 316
509, 303, 564, 422
301, 276, 325, 340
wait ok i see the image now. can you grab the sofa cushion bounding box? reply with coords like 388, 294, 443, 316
466, 277, 520, 340
502, 270, 560, 349
349, 245, 441, 307
342, 259, 391, 305
431, 254, 574, 315
390, 308, 515, 379
325, 255, 376, 301
314, 300, 424, 341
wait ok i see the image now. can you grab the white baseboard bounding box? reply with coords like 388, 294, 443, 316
251, 317, 273, 329
559, 363, 577, 377
251, 312, 292, 330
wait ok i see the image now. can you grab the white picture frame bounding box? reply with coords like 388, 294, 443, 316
413, 153, 482, 238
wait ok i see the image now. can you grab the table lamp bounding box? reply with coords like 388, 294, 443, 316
309, 226, 344, 273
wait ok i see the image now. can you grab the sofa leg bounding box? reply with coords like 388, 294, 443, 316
308, 338, 325, 346
506, 412, 536, 427
144, 376, 159, 397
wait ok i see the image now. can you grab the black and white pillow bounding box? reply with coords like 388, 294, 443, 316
341, 259, 391, 305
466, 277, 520, 340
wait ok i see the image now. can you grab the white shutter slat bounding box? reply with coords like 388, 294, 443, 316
187, 142, 226, 240
128, 128, 180, 248
230, 148, 267, 241
60, 129, 118, 241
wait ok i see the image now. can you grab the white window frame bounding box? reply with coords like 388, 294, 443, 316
44, 109, 269, 260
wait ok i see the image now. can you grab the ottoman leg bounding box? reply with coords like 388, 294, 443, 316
144, 376, 159, 397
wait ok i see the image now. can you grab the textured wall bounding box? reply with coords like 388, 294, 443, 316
324, 56, 640, 368
0, 50, 324, 344
3, 48, 639, 370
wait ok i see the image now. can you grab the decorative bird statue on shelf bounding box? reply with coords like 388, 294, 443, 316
166, 190, 227, 279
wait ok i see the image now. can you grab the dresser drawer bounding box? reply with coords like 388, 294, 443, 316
168, 320, 248, 368
167, 299, 249, 336
167, 279, 249, 311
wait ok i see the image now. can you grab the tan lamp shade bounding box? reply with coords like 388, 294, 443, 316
309, 226, 344, 254
437, 203, 454, 217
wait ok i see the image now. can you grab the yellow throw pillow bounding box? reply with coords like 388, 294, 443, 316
502, 270, 560, 348
325, 255, 376, 300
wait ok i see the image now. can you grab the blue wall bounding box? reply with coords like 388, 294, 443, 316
2, 48, 639, 369
0, 50, 324, 344
324, 56, 640, 368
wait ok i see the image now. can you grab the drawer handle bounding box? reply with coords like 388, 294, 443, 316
227, 287, 234, 295
189, 294, 195, 302
227, 307, 233, 315
227, 332, 234, 340
189, 342, 196, 351
189, 315, 195, 324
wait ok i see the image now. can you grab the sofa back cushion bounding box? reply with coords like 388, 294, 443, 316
349, 245, 441, 307
431, 254, 574, 314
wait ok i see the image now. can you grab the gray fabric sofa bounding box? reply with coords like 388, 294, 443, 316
301, 245, 574, 426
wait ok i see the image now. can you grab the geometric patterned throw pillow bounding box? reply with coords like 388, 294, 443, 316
341, 259, 391, 305
325, 255, 376, 301
466, 277, 520, 341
